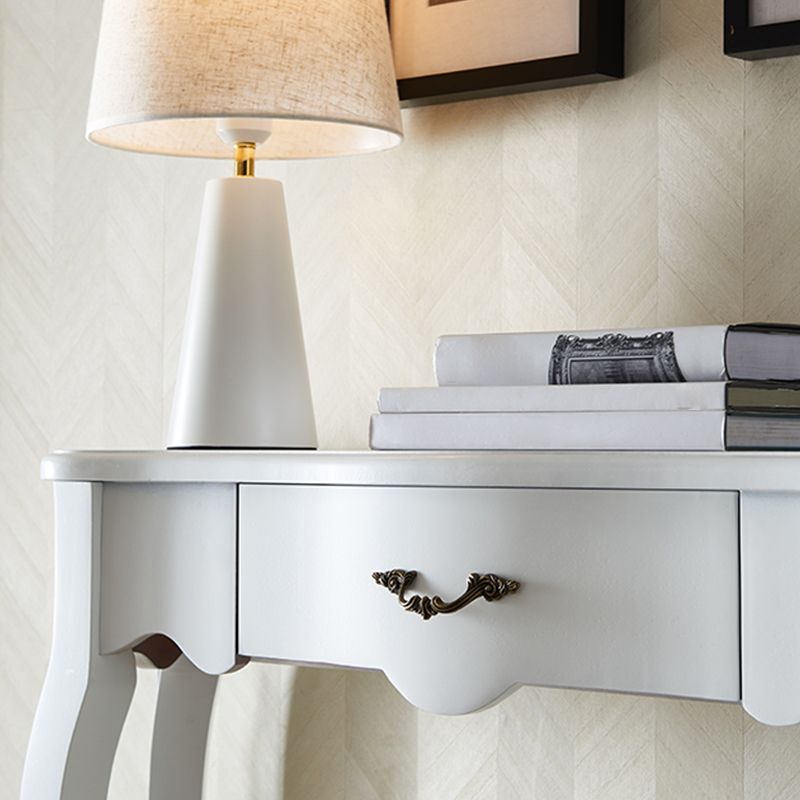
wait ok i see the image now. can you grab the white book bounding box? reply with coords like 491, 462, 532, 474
434, 323, 800, 386
378, 382, 729, 414
370, 411, 728, 451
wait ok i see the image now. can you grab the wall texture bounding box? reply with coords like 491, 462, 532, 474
3, 0, 800, 797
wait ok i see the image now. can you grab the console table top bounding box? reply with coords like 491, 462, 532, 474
42, 449, 800, 491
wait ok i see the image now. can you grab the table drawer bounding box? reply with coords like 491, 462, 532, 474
239, 485, 739, 715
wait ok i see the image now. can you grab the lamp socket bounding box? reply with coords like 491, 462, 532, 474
216, 118, 273, 147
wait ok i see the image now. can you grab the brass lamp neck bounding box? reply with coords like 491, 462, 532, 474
234, 142, 256, 177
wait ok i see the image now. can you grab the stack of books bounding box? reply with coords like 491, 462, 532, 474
370, 323, 800, 451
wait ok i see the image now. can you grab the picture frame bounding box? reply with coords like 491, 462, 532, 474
724, 0, 800, 59
386, 0, 625, 107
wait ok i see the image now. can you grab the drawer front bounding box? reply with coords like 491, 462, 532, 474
239, 485, 739, 715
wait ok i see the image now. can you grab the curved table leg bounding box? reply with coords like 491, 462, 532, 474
150, 655, 219, 800
21, 482, 137, 799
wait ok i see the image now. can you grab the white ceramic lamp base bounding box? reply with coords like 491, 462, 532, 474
167, 177, 317, 449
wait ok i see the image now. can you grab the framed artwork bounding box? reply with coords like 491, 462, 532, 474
725, 0, 800, 59
386, 0, 625, 107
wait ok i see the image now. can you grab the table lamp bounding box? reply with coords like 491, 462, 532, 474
86, 0, 403, 449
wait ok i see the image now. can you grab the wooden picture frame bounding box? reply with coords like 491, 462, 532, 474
386, 0, 625, 107
725, 0, 800, 59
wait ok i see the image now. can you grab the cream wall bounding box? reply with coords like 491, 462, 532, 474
3, 0, 800, 797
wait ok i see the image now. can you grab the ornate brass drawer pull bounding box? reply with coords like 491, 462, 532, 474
372, 569, 520, 621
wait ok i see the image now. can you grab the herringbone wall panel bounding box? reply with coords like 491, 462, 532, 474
3, 0, 800, 797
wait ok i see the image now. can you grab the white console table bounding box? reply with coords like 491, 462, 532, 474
20, 449, 800, 799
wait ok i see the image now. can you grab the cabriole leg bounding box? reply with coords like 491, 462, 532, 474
150, 655, 219, 800
741, 491, 800, 726
21, 482, 137, 799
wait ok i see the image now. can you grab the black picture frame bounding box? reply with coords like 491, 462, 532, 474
386, 0, 625, 107
725, 0, 800, 59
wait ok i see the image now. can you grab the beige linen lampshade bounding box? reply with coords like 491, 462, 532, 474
87, 0, 403, 159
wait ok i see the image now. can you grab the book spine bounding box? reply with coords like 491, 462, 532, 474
434, 326, 729, 386
377, 382, 728, 414
370, 411, 726, 451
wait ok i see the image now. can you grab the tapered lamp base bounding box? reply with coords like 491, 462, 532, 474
167, 177, 317, 449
